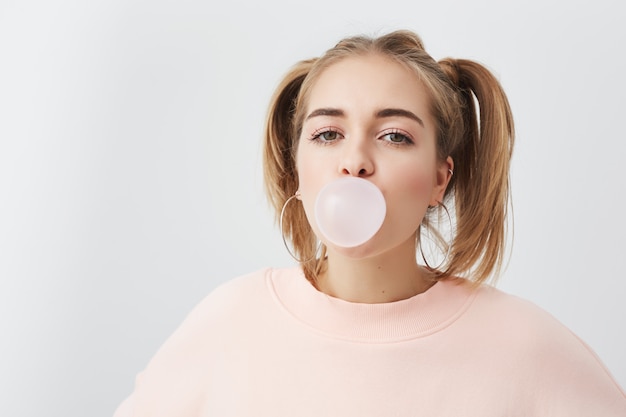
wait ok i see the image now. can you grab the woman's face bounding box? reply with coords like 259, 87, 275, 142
296, 53, 452, 259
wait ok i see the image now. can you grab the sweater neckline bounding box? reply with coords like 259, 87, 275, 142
268, 266, 478, 343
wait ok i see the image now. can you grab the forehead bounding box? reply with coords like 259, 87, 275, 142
305, 53, 432, 118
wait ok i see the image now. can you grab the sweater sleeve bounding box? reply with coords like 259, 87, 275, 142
486, 290, 626, 415
530, 326, 625, 415
111, 304, 222, 416
109, 269, 271, 417
112, 394, 133, 417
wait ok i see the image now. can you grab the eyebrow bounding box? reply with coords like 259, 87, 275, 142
305, 107, 424, 127
376, 108, 424, 127
305, 108, 345, 120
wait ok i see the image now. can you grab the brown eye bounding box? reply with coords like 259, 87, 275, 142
386, 133, 405, 143
380, 130, 414, 145
309, 128, 344, 145
319, 131, 338, 141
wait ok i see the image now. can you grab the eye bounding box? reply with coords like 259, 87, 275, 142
319, 131, 339, 141
379, 129, 414, 145
310, 128, 343, 143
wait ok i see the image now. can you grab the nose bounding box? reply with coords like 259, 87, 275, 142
339, 140, 374, 177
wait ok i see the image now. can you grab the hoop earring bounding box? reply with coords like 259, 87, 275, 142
279, 192, 320, 263
418, 202, 452, 271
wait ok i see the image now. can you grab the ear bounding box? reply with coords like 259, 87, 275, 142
429, 156, 454, 206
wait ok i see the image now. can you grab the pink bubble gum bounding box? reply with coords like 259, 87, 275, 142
314, 177, 386, 248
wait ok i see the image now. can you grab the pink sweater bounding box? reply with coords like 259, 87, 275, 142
114, 267, 626, 416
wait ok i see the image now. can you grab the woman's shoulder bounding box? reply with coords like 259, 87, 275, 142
440, 278, 566, 330
136, 267, 294, 371
466, 282, 591, 349
201, 267, 273, 305
471, 283, 587, 340
180, 266, 302, 324
184, 267, 276, 318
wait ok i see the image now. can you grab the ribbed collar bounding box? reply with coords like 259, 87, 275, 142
268, 266, 477, 343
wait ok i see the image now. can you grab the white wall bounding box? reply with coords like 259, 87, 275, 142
0, 0, 624, 415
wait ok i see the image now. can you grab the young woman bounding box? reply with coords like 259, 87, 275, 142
113, 30, 626, 416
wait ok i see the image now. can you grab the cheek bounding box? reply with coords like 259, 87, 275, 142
407, 172, 433, 196
382, 163, 436, 228
395, 164, 435, 203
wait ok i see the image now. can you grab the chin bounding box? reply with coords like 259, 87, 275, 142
330, 245, 376, 260
325, 236, 391, 260
325, 230, 416, 262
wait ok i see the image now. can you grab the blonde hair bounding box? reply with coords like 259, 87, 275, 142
263, 30, 514, 286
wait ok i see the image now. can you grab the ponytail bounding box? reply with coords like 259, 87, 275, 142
438, 58, 514, 284
263, 59, 325, 282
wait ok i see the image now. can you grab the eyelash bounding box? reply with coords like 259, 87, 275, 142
309, 127, 343, 145
308, 127, 414, 146
379, 129, 414, 146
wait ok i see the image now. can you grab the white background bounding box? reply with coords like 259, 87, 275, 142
0, 0, 624, 415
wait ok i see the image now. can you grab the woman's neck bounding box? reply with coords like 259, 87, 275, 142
315, 237, 435, 304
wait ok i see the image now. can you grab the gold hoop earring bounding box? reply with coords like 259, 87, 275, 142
279, 192, 320, 263
418, 202, 452, 271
